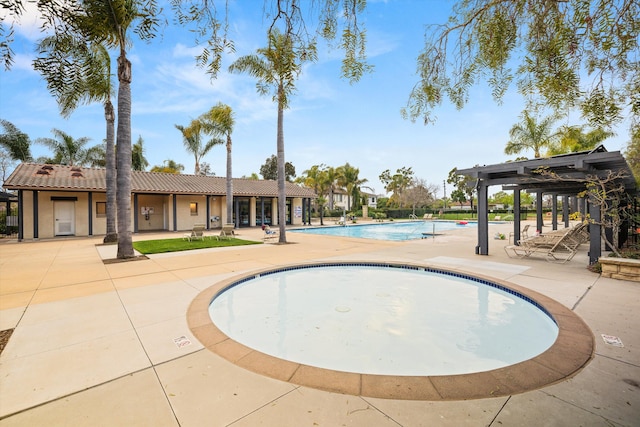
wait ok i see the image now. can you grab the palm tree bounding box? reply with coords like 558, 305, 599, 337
298, 164, 331, 225
504, 111, 559, 159
131, 135, 149, 171
229, 28, 317, 242
175, 119, 222, 175
34, 34, 117, 242
201, 103, 234, 224
324, 166, 338, 210
547, 126, 614, 155
150, 160, 185, 174
36, 129, 93, 166
79, 0, 159, 258
0, 119, 32, 161
336, 163, 367, 211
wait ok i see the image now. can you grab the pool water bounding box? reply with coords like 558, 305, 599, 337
290, 220, 477, 241
209, 264, 559, 376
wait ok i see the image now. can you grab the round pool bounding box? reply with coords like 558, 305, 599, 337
188, 262, 594, 400
209, 264, 557, 376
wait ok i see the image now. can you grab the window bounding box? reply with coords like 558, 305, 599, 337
190, 202, 198, 216
96, 202, 106, 217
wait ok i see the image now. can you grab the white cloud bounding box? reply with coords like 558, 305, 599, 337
1, 1, 49, 42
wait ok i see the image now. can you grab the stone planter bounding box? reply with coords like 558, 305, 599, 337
599, 257, 640, 282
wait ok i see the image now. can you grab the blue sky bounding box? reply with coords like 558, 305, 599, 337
0, 0, 632, 197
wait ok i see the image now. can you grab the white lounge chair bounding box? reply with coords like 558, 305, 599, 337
504, 223, 588, 263
183, 224, 207, 241
219, 223, 235, 240
509, 224, 530, 244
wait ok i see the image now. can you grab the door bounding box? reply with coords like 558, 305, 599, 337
238, 199, 250, 227
54, 201, 75, 236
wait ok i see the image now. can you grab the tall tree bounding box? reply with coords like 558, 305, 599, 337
404, 0, 639, 133
132, 135, 149, 171
150, 160, 184, 174
404, 178, 437, 214
230, 28, 316, 242
36, 128, 94, 166
323, 166, 338, 210
0, 119, 32, 161
175, 119, 221, 175
625, 127, 640, 186
77, 0, 159, 259
547, 126, 614, 156
172, 0, 370, 83
33, 34, 117, 242
298, 164, 331, 225
379, 167, 414, 208
259, 155, 296, 182
504, 111, 559, 159
336, 162, 367, 211
447, 167, 476, 212
201, 103, 234, 224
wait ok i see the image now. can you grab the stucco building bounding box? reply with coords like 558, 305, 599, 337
3, 163, 316, 240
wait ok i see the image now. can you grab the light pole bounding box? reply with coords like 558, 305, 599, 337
443, 180, 447, 210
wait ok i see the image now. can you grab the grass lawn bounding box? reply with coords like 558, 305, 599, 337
133, 237, 262, 254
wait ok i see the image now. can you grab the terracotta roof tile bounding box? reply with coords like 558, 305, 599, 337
4, 163, 316, 198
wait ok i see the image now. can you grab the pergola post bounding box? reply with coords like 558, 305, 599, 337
588, 193, 602, 265
513, 188, 521, 245
563, 196, 569, 228
476, 181, 489, 255
536, 192, 544, 234
551, 194, 558, 231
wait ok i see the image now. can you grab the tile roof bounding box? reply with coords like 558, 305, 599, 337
3, 163, 316, 198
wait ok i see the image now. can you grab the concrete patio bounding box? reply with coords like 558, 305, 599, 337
0, 221, 638, 426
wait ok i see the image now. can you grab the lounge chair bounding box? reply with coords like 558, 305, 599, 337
423, 213, 433, 220
509, 224, 530, 244
504, 224, 587, 263
183, 224, 207, 241
263, 225, 278, 242
219, 223, 235, 240
335, 216, 345, 225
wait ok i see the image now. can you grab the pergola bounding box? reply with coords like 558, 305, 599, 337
457, 146, 637, 264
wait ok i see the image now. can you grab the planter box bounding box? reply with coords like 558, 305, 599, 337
599, 257, 640, 282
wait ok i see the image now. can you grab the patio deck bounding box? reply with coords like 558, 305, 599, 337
0, 221, 638, 426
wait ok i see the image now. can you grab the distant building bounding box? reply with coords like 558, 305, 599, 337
3, 163, 316, 240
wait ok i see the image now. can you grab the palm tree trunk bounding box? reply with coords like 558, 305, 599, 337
116, 53, 134, 258
226, 134, 233, 224
277, 85, 286, 243
103, 100, 117, 243
329, 186, 334, 210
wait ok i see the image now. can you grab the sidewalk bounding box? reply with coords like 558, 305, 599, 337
0, 222, 638, 426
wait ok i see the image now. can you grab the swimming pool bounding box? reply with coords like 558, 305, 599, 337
208, 263, 558, 377
290, 220, 477, 241
189, 261, 594, 400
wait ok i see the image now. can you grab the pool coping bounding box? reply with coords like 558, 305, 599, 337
187, 261, 595, 401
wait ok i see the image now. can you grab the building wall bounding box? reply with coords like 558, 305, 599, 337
91, 192, 107, 235
137, 194, 167, 231
20, 190, 92, 239
18, 189, 309, 239
175, 194, 208, 230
